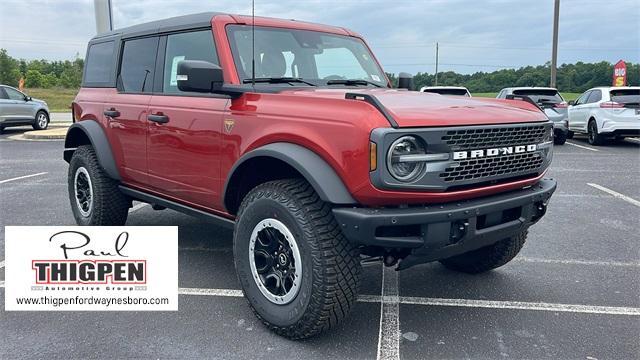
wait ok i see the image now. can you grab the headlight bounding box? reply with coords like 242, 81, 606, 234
386, 136, 426, 182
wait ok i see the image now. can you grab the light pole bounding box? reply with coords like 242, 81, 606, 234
94, 0, 113, 34
434, 42, 439, 86
550, 0, 560, 87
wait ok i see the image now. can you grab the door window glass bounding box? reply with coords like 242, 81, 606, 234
119, 37, 159, 93
586, 90, 602, 103
4, 87, 25, 101
163, 30, 219, 93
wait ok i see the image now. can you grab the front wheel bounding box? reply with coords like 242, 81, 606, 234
233, 179, 361, 339
439, 230, 528, 274
588, 120, 605, 146
68, 145, 130, 225
33, 110, 49, 130
566, 130, 574, 139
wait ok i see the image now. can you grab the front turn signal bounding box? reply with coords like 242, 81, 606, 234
370, 141, 377, 171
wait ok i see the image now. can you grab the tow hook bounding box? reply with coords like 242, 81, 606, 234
533, 201, 548, 221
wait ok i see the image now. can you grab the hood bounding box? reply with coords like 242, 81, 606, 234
31, 98, 47, 106
282, 88, 548, 127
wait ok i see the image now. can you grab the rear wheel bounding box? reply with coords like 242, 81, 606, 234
587, 119, 605, 145
68, 145, 129, 225
32, 110, 49, 130
439, 230, 527, 274
233, 179, 361, 339
554, 131, 567, 145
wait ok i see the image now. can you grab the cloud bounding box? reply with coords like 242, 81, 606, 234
0, 0, 637, 74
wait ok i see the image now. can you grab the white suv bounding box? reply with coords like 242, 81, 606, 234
568, 87, 640, 145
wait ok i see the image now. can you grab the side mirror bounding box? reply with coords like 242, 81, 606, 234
25, 96, 32, 102
177, 60, 224, 93
568, 100, 575, 106
397, 72, 414, 90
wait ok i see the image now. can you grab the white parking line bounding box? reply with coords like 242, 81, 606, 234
129, 202, 149, 213
587, 183, 640, 208
0, 172, 48, 184
566, 141, 600, 152
515, 257, 640, 267
626, 138, 640, 143
0, 284, 638, 316
376, 266, 400, 360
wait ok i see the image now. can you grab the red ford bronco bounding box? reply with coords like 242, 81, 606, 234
65, 12, 556, 338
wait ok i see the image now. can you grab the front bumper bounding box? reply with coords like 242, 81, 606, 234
333, 178, 556, 270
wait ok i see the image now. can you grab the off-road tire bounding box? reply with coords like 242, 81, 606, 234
32, 110, 49, 130
68, 145, 129, 225
233, 179, 361, 339
554, 131, 567, 145
587, 119, 605, 146
439, 230, 528, 274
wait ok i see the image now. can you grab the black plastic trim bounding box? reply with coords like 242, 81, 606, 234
345, 92, 399, 128
223, 142, 356, 211
119, 186, 235, 229
63, 121, 121, 181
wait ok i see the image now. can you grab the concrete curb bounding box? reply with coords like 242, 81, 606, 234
22, 126, 69, 140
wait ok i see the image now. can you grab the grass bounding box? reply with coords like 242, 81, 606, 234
22, 87, 77, 112
473, 92, 582, 101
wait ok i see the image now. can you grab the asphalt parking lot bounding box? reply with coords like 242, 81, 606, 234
0, 126, 639, 359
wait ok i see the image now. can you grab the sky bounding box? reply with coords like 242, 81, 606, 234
0, 0, 638, 75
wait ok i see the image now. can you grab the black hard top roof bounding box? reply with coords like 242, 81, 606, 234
92, 12, 222, 41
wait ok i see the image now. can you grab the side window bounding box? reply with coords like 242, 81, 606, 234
5, 87, 25, 101
587, 90, 602, 103
119, 37, 159, 93
575, 91, 591, 105
497, 90, 505, 98
84, 41, 115, 84
162, 30, 219, 94
0, 87, 8, 99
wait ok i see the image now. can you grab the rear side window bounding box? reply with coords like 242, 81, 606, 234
513, 89, 563, 103
610, 89, 640, 104
162, 30, 219, 94
586, 90, 602, 103
84, 41, 115, 85
0, 87, 8, 99
119, 37, 159, 93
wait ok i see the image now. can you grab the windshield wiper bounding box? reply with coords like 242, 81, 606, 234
326, 79, 382, 88
243, 77, 316, 86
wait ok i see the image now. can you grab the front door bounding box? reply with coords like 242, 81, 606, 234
146, 29, 228, 209
2, 86, 33, 122
569, 90, 591, 132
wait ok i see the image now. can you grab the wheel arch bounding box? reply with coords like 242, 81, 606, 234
223, 143, 356, 215
63, 121, 121, 181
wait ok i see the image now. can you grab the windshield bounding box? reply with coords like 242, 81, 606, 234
226, 25, 388, 87
513, 89, 563, 103
423, 88, 469, 96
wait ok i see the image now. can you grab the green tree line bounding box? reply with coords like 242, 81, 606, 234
0, 49, 83, 89
388, 61, 638, 93
1, 48, 636, 92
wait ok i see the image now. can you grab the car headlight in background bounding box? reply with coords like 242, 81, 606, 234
386, 135, 427, 182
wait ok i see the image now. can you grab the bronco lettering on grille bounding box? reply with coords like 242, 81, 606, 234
453, 144, 537, 160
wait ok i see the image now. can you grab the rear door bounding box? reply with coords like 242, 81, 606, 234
147, 29, 228, 209
106, 36, 159, 186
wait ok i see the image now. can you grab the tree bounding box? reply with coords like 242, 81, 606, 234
0, 49, 21, 86
25, 69, 44, 88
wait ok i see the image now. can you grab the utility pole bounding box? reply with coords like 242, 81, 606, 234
550, 0, 560, 87
434, 42, 439, 86
94, 0, 113, 34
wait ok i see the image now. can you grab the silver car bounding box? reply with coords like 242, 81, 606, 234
496, 87, 568, 145
0, 85, 50, 133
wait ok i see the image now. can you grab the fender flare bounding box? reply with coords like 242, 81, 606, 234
63, 121, 121, 181
223, 143, 356, 209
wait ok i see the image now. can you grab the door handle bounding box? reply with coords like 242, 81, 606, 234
147, 113, 169, 124
103, 108, 120, 118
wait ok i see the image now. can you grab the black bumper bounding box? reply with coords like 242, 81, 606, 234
333, 179, 557, 270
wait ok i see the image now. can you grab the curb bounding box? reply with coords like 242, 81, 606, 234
22, 126, 69, 140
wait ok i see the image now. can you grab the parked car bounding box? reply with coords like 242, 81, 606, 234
496, 87, 568, 144
420, 86, 471, 97
65, 12, 556, 339
568, 86, 640, 145
0, 85, 50, 133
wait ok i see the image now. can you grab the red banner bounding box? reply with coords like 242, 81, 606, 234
612, 60, 627, 87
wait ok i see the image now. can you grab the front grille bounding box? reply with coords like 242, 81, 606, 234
442, 125, 547, 150
440, 152, 544, 183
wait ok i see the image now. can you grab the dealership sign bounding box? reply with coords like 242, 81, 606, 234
4, 226, 178, 311
612, 60, 627, 87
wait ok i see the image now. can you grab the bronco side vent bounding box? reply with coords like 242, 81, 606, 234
345, 93, 399, 128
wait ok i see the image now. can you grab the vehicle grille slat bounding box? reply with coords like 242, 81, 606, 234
441, 125, 547, 150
